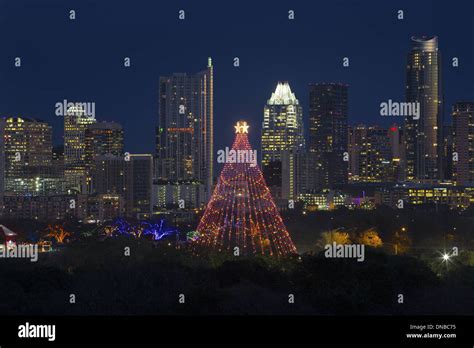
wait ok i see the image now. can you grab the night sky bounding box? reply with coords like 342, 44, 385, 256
1, 0, 473, 155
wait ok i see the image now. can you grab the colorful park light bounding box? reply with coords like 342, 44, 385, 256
105, 218, 178, 241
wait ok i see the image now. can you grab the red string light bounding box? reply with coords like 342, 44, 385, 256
193, 121, 297, 256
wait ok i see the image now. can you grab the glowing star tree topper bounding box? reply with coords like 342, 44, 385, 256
193, 120, 297, 257
234, 120, 249, 134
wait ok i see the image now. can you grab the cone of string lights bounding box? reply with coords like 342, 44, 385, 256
193, 120, 297, 257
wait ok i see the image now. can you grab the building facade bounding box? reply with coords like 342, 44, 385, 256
261, 82, 305, 201
452, 102, 474, 185
64, 108, 97, 192
92, 154, 153, 219
404, 36, 443, 182
348, 125, 399, 182
0, 117, 53, 194
84, 121, 124, 168
155, 59, 213, 207
309, 83, 348, 188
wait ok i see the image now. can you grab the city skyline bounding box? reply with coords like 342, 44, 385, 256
1, 0, 473, 156
1, 2, 474, 344
1, 0, 474, 221
1, 30, 474, 203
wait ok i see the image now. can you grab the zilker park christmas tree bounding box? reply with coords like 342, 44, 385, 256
193, 121, 297, 257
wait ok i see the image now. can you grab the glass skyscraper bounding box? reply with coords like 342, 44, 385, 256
405, 36, 443, 182
155, 59, 213, 207
261, 82, 304, 200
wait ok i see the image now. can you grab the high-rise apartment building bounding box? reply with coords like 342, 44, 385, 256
155, 58, 213, 207
404, 36, 443, 182
348, 125, 397, 182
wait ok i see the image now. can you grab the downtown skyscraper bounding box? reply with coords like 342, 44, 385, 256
0, 117, 53, 194
155, 58, 214, 207
452, 102, 474, 185
64, 107, 97, 192
404, 36, 443, 182
261, 82, 304, 201
309, 83, 348, 188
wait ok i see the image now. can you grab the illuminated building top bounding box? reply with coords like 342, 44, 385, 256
267, 82, 299, 105
411, 36, 438, 52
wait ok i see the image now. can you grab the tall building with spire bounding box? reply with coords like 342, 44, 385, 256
404, 36, 443, 182
261, 82, 304, 201
155, 58, 213, 207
